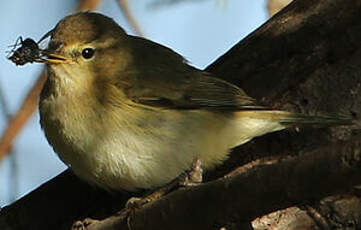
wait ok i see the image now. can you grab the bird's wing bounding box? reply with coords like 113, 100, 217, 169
132, 74, 264, 110
115, 36, 266, 111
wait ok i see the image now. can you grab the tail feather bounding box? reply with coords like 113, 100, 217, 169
275, 111, 352, 126
248, 110, 353, 126
231, 110, 352, 148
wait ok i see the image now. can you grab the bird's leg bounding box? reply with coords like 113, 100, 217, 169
179, 157, 203, 186
116, 158, 204, 229
71, 218, 99, 230
125, 157, 203, 209
125, 178, 179, 209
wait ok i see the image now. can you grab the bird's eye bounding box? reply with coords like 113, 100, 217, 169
82, 48, 95, 59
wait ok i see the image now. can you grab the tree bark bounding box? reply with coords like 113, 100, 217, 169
1, 0, 360, 229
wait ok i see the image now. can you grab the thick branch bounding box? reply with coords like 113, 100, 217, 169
252, 195, 361, 230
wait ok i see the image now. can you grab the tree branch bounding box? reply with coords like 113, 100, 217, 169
117, 0, 144, 36
267, 0, 292, 17
0, 72, 46, 162
76, 0, 101, 11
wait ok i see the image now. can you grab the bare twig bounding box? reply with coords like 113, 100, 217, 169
0, 75, 18, 202
267, 0, 292, 17
76, 0, 101, 11
148, 0, 207, 9
0, 81, 11, 120
0, 71, 46, 162
116, 0, 144, 36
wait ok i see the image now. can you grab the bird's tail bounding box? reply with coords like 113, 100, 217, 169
231, 110, 352, 147
263, 111, 352, 126
265, 110, 352, 126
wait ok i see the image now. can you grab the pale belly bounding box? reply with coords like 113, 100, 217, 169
39, 96, 240, 191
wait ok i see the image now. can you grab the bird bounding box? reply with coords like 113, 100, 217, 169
37, 12, 348, 192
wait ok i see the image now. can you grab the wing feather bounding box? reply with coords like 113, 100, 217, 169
116, 35, 266, 111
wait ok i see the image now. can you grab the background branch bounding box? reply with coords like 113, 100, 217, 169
267, 0, 292, 17
0, 72, 46, 162
76, 0, 101, 11
0, 75, 18, 202
117, 0, 144, 36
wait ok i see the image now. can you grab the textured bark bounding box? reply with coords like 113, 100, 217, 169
1, 0, 361, 229
252, 195, 361, 230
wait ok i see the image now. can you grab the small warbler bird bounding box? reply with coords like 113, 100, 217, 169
38, 12, 346, 191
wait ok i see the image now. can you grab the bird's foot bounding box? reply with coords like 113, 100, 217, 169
179, 157, 203, 187
125, 177, 180, 210
125, 157, 203, 209
120, 179, 182, 229
120, 158, 204, 228
71, 217, 98, 230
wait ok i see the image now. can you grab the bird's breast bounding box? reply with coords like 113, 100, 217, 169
39, 74, 241, 191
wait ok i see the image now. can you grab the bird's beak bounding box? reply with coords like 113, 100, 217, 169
41, 52, 69, 64
37, 29, 69, 64
37, 30, 70, 64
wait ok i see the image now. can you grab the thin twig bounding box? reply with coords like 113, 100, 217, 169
0, 71, 46, 162
116, 0, 144, 36
267, 0, 292, 17
77, 0, 101, 11
0, 76, 18, 202
148, 0, 207, 9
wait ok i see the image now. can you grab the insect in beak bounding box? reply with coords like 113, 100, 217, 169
7, 30, 69, 66
7, 37, 43, 66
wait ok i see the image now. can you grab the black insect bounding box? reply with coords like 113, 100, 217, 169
7, 36, 43, 66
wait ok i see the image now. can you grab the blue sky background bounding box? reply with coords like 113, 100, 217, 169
0, 0, 267, 206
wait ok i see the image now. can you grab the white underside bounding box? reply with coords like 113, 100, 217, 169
41, 101, 284, 191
